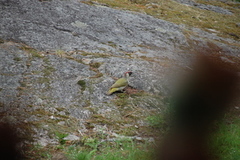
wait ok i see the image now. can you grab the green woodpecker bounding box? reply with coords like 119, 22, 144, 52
107, 71, 133, 95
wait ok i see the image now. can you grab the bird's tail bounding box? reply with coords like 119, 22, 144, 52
107, 88, 120, 95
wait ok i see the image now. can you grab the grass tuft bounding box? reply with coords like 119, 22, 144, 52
55, 132, 69, 145
20, 45, 44, 58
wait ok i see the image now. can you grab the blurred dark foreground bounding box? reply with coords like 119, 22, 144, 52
156, 53, 239, 160
0, 121, 26, 160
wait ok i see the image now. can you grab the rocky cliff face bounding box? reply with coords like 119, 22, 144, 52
0, 0, 239, 156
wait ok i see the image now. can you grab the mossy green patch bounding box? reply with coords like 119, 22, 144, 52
56, 107, 66, 112
86, 114, 116, 126
114, 96, 129, 107
90, 62, 102, 68
20, 45, 44, 58
146, 115, 163, 128
77, 80, 86, 91
32, 51, 44, 58
129, 90, 148, 97
37, 77, 50, 84
107, 41, 117, 48
43, 57, 50, 63
117, 93, 129, 99
81, 51, 94, 56
19, 81, 27, 88
90, 72, 103, 79
56, 132, 69, 145
42, 66, 56, 76
13, 57, 22, 61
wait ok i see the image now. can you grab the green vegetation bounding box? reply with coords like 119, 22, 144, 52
56, 132, 69, 145
13, 56, 22, 61
77, 80, 86, 91
107, 41, 117, 48
90, 62, 102, 69
114, 93, 129, 107
209, 116, 240, 160
93, 72, 104, 78
28, 144, 52, 159
66, 138, 153, 160
28, 98, 239, 160
42, 66, 56, 76
20, 45, 44, 58
146, 114, 165, 129
81, 51, 93, 56
37, 77, 50, 84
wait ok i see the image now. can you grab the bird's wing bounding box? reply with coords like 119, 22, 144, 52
107, 88, 121, 95
110, 78, 128, 89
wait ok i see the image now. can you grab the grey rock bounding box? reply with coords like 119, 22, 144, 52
57, 121, 66, 125
0, 0, 187, 57
175, 0, 233, 15
82, 58, 92, 65
24, 115, 38, 123
63, 134, 80, 141
0, 0, 239, 149
37, 137, 49, 147
33, 127, 58, 147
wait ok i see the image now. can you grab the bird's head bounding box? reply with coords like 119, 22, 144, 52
124, 71, 133, 77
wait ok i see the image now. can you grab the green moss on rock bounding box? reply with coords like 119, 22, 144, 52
90, 62, 102, 68
77, 80, 86, 91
